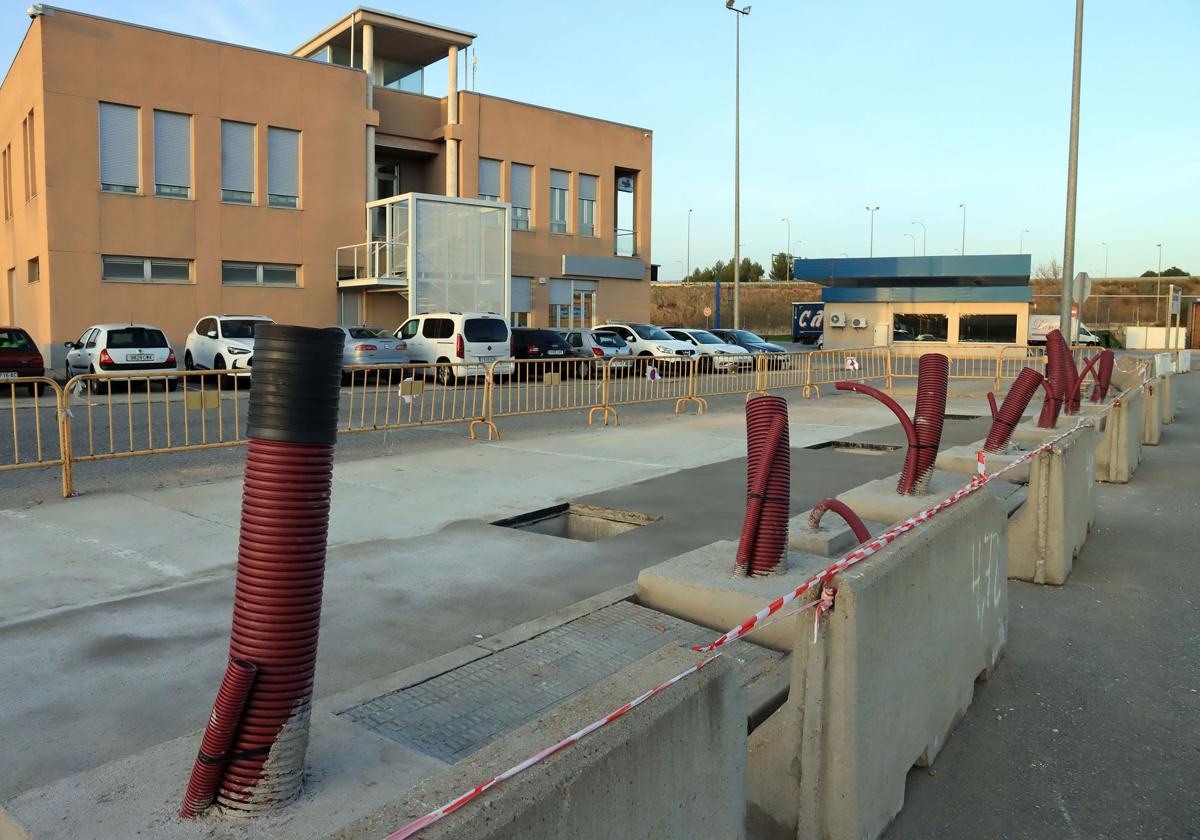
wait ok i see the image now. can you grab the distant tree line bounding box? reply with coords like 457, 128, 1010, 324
685, 257, 765, 284
1035, 259, 1191, 280
1141, 267, 1189, 277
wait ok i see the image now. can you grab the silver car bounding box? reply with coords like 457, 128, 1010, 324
667, 328, 754, 372
560, 328, 634, 373
333, 325, 411, 383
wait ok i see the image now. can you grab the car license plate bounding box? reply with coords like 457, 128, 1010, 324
0, 372, 16, 379
127, 354, 155, 362
547, 350, 564, 356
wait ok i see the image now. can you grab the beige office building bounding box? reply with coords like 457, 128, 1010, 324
0, 6, 653, 365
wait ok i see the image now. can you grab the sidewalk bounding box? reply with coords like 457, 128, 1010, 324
883, 373, 1200, 839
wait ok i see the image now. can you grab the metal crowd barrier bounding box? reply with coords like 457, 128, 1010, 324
1, 343, 1118, 499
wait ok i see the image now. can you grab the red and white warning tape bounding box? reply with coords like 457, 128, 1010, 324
388, 409, 1107, 837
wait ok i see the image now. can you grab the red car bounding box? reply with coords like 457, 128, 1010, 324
0, 326, 47, 395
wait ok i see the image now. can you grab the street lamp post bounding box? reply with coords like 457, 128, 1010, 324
781, 217, 791, 281
904, 233, 916, 256
911, 220, 926, 256
1156, 242, 1163, 323
865, 205, 879, 257
675, 259, 685, 279
958, 203, 966, 255
1020, 228, 1030, 253
726, 0, 750, 328
1101, 241, 1108, 279
1059, 0, 1085, 341
686, 208, 693, 278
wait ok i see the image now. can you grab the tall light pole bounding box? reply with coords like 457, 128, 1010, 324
1156, 242, 1163, 323
904, 233, 916, 256
727, 0, 750, 327
1020, 229, 1030, 253
1101, 241, 1108, 279
686, 208, 693, 278
1059, 0, 1085, 340
958, 203, 967, 255
911, 220, 926, 256
865, 205, 879, 257
675, 259, 685, 279
781, 217, 791, 281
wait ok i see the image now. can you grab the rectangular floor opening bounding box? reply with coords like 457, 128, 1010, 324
491, 503, 661, 541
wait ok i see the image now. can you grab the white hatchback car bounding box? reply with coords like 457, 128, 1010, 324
393, 311, 515, 385
666, 328, 753, 372
592, 322, 696, 371
64, 323, 178, 393
184, 315, 275, 378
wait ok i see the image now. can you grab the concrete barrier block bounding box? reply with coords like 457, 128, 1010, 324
363, 645, 746, 840
935, 441, 1035, 484
1160, 373, 1175, 424
836, 469, 1026, 526
1093, 388, 1143, 483
1142, 379, 1163, 445
936, 428, 1099, 584
635, 541, 835, 652
750, 490, 1007, 840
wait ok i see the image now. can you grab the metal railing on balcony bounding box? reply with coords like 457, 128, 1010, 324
614, 228, 637, 258
335, 239, 408, 286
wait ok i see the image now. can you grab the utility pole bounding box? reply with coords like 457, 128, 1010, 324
1059, 0, 1085, 342
727, 1, 750, 328
866, 205, 879, 257
959, 203, 967, 256
911, 220, 926, 256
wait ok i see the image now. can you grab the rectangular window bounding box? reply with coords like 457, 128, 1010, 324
99, 102, 140, 194
153, 110, 191, 198
221, 120, 255, 204
615, 169, 636, 256
478, 157, 501, 202
959, 314, 1018, 343
892, 313, 948, 342
101, 255, 193, 284
221, 261, 299, 287
511, 163, 531, 231
22, 110, 36, 200
2, 145, 11, 219
27, 256, 38, 284
267, 127, 299, 208
549, 169, 569, 234
578, 174, 597, 237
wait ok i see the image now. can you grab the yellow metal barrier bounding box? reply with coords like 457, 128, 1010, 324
339, 362, 496, 440
487, 356, 607, 433
1, 377, 69, 496
604, 354, 704, 416
805, 347, 891, 393
691, 351, 760, 401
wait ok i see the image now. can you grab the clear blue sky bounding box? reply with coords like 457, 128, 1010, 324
4, 1, 1197, 278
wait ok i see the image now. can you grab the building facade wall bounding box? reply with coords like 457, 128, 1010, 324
13, 10, 367, 362
457, 92, 652, 328
821, 300, 1029, 350
0, 21, 49, 344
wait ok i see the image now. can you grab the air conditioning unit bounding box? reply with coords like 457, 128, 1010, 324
827, 311, 847, 328
851, 316, 870, 329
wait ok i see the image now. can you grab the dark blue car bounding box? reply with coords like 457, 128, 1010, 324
709, 329, 792, 369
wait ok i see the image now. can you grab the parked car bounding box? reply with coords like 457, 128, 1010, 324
560, 328, 634, 374
184, 315, 275, 379
592, 322, 696, 372
332, 325, 411, 383
709, 328, 792, 368
393, 311, 514, 385
0, 326, 46, 395
65, 323, 178, 393
511, 328, 591, 378
665, 328, 753, 372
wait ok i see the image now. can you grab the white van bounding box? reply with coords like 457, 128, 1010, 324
1028, 315, 1101, 347
394, 312, 514, 385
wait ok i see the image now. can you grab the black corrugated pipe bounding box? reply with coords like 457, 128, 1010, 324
983, 368, 1044, 452
736, 395, 791, 576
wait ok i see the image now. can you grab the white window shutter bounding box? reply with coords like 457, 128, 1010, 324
153, 110, 191, 189
221, 121, 254, 193
268, 127, 299, 198
99, 103, 139, 189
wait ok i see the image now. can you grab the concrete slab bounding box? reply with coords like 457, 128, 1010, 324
836, 470, 1026, 526
935, 440, 1039, 484
787, 509, 886, 556
634, 540, 834, 652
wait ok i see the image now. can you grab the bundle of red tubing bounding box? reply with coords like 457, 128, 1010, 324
905, 353, 949, 494
1037, 329, 1074, 427
736, 395, 790, 576
180, 659, 257, 817
1090, 349, 1115, 402
983, 367, 1044, 453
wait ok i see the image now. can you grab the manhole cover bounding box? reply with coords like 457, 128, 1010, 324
491, 503, 661, 542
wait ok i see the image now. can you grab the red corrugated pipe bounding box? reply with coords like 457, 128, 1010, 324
808, 498, 871, 544
1068, 352, 1104, 409
180, 658, 258, 817
1036, 376, 1061, 428
983, 367, 1044, 452
837, 353, 948, 495
1091, 349, 1115, 402
183, 325, 344, 816
1038, 330, 1072, 426
735, 395, 790, 576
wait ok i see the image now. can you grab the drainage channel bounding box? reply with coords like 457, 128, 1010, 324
491, 503, 662, 542
806, 440, 903, 456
